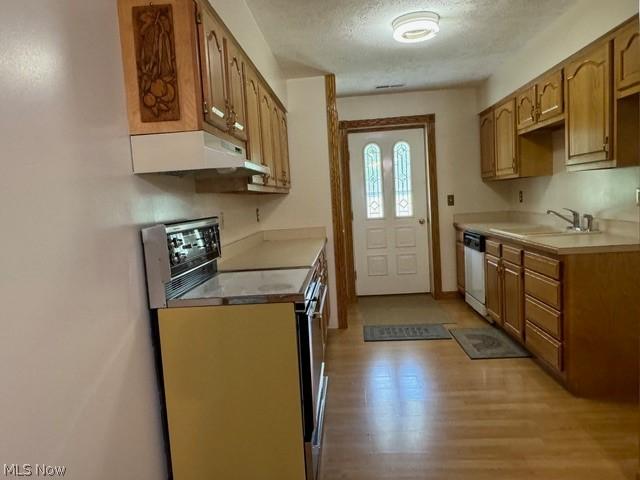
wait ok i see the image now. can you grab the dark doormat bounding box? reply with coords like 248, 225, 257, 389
450, 327, 531, 359
363, 324, 451, 342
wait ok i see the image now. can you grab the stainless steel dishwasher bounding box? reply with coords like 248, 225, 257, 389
463, 231, 487, 317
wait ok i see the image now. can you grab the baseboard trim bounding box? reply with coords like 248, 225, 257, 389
435, 290, 462, 300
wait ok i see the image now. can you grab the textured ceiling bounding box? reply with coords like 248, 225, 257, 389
245, 0, 578, 96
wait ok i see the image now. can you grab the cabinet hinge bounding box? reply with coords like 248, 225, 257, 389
603, 136, 609, 154
202, 101, 209, 116
195, 11, 202, 24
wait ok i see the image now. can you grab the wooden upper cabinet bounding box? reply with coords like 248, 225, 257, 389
516, 86, 537, 131
225, 40, 248, 141
244, 65, 262, 167
614, 19, 640, 98
494, 98, 518, 177
270, 104, 282, 185
277, 110, 291, 188
196, 6, 228, 132
117, 0, 203, 135
536, 69, 564, 123
479, 110, 495, 179
258, 87, 277, 186
565, 42, 611, 167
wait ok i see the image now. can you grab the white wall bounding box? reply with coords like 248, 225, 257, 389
478, 0, 639, 110
337, 89, 512, 293
0, 0, 283, 477
260, 77, 339, 326
507, 132, 640, 226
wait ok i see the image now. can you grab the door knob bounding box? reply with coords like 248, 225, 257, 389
418, 218, 426, 225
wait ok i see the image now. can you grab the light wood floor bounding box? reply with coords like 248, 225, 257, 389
320, 295, 638, 480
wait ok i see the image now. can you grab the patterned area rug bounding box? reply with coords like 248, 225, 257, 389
450, 327, 530, 359
363, 324, 452, 342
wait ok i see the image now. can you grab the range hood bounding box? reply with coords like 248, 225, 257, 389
129, 130, 270, 177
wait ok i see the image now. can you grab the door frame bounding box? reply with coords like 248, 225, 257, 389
326, 99, 444, 329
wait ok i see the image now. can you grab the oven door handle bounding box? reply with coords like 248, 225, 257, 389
312, 284, 328, 318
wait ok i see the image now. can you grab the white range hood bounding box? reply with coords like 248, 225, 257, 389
129, 130, 270, 177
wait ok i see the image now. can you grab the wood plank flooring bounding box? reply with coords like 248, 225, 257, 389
320, 296, 638, 480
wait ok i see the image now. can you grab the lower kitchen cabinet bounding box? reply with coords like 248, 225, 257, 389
485, 253, 502, 324
456, 238, 465, 294
158, 303, 307, 479
464, 230, 640, 401
502, 260, 524, 341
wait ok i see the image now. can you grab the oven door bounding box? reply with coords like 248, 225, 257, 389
309, 284, 327, 426
301, 281, 328, 480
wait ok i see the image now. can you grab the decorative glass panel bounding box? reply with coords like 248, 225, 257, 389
393, 141, 413, 217
363, 143, 384, 219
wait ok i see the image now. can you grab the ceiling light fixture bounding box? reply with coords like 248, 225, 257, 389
392, 11, 440, 43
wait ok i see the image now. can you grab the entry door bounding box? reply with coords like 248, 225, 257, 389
349, 128, 430, 296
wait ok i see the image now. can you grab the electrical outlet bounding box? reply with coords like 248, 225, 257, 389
256, 208, 261, 223
519, 190, 523, 203
447, 194, 455, 206
636, 187, 640, 206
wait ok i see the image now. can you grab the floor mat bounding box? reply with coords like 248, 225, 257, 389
363, 323, 452, 342
450, 327, 531, 359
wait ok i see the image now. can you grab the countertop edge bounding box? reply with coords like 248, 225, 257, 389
454, 222, 640, 255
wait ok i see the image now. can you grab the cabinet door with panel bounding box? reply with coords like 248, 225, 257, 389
197, 7, 229, 132
614, 19, 640, 98
244, 65, 262, 167
485, 254, 503, 324
456, 241, 465, 294
479, 110, 495, 179
536, 69, 564, 123
565, 42, 611, 166
225, 40, 247, 141
258, 86, 277, 186
270, 103, 282, 186
494, 99, 518, 177
277, 108, 291, 188
502, 261, 524, 341
516, 86, 537, 131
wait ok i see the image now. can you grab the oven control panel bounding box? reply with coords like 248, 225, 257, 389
167, 223, 220, 275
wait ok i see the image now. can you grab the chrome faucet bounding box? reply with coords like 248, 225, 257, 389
546, 208, 581, 230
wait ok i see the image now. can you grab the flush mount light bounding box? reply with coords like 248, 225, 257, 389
392, 11, 440, 43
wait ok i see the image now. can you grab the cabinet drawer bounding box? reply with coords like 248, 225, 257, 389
502, 245, 522, 265
525, 295, 562, 339
486, 239, 501, 257
525, 321, 563, 371
456, 228, 464, 243
524, 251, 560, 279
524, 270, 562, 310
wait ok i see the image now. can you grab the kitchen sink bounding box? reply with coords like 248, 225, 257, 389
489, 226, 601, 239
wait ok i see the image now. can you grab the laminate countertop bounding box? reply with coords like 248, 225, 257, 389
218, 237, 326, 271
454, 222, 640, 255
